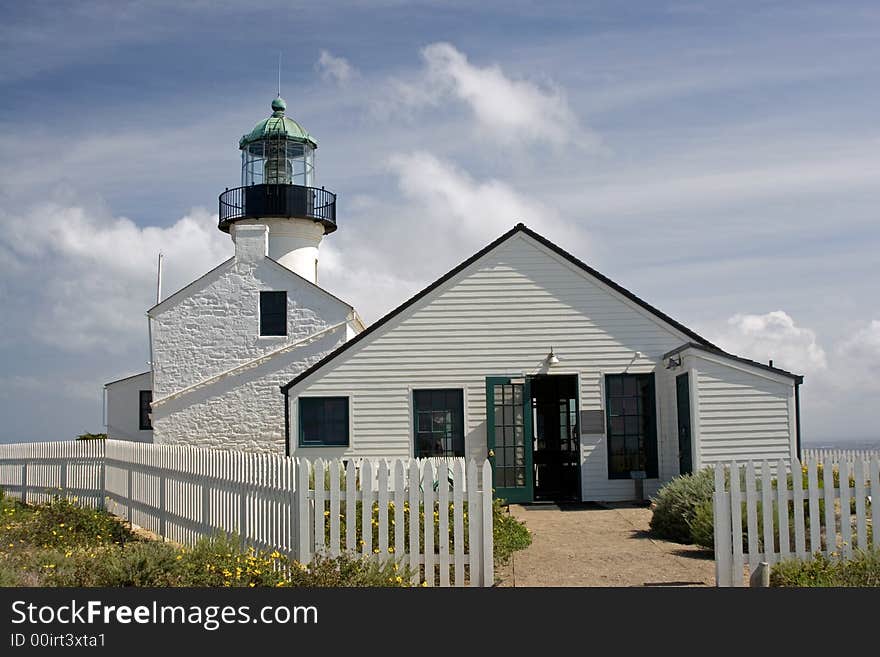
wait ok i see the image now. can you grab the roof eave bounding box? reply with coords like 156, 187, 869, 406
663, 342, 804, 383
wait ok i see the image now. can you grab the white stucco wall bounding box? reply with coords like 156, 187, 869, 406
149, 224, 355, 452
105, 371, 153, 443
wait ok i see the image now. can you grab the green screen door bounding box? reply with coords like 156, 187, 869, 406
486, 377, 534, 503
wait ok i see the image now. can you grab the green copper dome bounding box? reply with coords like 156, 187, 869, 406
239, 97, 317, 149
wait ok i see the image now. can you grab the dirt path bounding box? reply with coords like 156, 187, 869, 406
496, 503, 716, 587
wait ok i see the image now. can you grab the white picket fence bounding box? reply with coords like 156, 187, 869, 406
713, 456, 879, 586
0, 440, 494, 587
0, 440, 105, 508
802, 448, 880, 464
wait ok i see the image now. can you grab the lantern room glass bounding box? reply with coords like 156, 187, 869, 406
241, 140, 315, 187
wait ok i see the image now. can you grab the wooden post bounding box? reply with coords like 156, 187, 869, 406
481, 460, 494, 587
749, 561, 770, 587
713, 463, 732, 586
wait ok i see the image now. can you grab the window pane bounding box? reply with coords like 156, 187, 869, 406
413, 389, 465, 458
299, 397, 349, 446
604, 374, 657, 478
139, 390, 152, 430
259, 291, 287, 336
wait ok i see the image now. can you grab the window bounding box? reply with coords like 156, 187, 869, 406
413, 389, 464, 458
260, 291, 287, 336
139, 390, 153, 431
604, 374, 657, 479
299, 397, 349, 447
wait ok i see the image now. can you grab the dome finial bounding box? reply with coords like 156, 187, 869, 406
271, 96, 286, 115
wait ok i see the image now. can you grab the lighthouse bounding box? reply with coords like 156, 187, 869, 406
218, 96, 336, 284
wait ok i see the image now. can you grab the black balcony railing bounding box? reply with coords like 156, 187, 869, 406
219, 184, 336, 233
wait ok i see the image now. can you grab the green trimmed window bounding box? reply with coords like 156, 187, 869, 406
299, 397, 349, 447
413, 389, 464, 458
605, 374, 658, 479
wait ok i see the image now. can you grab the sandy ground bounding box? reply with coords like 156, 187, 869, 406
495, 502, 716, 587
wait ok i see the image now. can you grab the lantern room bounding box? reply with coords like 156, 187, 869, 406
240, 97, 316, 187
218, 97, 336, 236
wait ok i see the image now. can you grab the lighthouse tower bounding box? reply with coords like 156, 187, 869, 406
218, 97, 336, 283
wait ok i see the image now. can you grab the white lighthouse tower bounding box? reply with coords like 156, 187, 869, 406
218, 96, 336, 283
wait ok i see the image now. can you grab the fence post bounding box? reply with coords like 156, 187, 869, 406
296, 458, 311, 564
481, 460, 494, 588
126, 465, 133, 524
713, 463, 733, 587
21, 461, 27, 504
97, 445, 104, 510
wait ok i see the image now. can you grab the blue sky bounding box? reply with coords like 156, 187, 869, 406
1, 1, 878, 444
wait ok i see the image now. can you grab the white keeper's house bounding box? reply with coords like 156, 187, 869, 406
105, 96, 804, 503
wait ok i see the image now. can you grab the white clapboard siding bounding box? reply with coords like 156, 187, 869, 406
0, 440, 494, 587
695, 358, 794, 468
713, 455, 877, 586
287, 232, 696, 502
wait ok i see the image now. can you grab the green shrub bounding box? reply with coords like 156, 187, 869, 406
30, 542, 179, 587
492, 499, 531, 566
649, 468, 715, 543
2, 496, 133, 549
0, 557, 20, 586
286, 553, 413, 587
170, 534, 290, 587
771, 548, 880, 587
688, 499, 715, 549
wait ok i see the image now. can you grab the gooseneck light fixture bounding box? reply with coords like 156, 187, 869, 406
547, 347, 560, 366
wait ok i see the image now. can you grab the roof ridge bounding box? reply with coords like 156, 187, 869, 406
281, 223, 716, 392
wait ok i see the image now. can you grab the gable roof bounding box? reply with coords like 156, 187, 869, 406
264, 256, 353, 311
662, 342, 804, 383
282, 223, 718, 392
104, 370, 151, 387
148, 255, 354, 317
148, 257, 234, 317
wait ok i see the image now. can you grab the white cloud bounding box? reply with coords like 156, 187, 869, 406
0, 203, 232, 353
713, 310, 828, 375
836, 320, 880, 389
392, 43, 597, 149
315, 152, 588, 324
316, 50, 354, 84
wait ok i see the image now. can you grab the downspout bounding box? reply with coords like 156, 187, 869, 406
147, 313, 155, 389
283, 387, 290, 457
794, 379, 802, 460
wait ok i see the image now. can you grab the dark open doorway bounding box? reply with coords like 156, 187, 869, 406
531, 374, 580, 501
